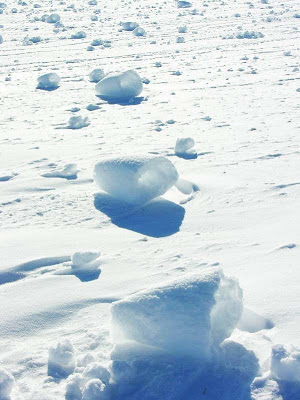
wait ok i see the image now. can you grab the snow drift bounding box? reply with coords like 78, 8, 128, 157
111, 267, 243, 359
94, 156, 179, 205
95, 70, 143, 101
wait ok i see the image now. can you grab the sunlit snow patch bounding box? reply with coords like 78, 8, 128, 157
48, 339, 76, 379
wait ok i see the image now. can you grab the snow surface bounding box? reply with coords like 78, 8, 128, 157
1, 0, 300, 398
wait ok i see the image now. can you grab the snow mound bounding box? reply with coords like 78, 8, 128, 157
236, 31, 264, 39
71, 251, 101, 272
270, 344, 300, 382
0, 368, 14, 400
121, 22, 139, 31
37, 73, 60, 91
175, 137, 197, 159
111, 267, 243, 359
83, 363, 110, 385
68, 116, 90, 129
95, 70, 143, 101
46, 13, 60, 23
89, 69, 105, 83
42, 164, 79, 180
71, 31, 87, 39
48, 339, 76, 378
94, 156, 179, 205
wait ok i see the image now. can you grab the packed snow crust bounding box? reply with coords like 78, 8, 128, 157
94, 156, 179, 205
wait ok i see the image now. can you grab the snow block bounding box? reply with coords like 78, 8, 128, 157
175, 137, 197, 159
95, 70, 143, 101
0, 368, 14, 400
68, 116, 90, 129
82, 379, 110, 400
111, 268, 243, 359
37, 73, 60, 91
270, 344, 300, 382
48, 339, 76, 378
94, 156, 179, 205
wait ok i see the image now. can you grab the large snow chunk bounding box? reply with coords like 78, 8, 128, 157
0, 368, 14, 400
37, 73, 60, 90
270, 344, 300, 382
83, 363, 110, 385
48, 339, 76, 378
111, 268, 243, 359
94, 156, 179, 205
46, 13, 60, 23
68, 116, 90, 129
95, 70, 143, 101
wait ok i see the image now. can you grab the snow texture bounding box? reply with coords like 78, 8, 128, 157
0, 368, 14, 400
71, 251, 101, 272
270, 344, 300, 382
111, 267, 243, 358
95, 70, 143, 101
48, 339, 76, 379
94, 156, 179, 205
42, 164, 79, 180
37, 73, 60, 91
68, 116, 90, 129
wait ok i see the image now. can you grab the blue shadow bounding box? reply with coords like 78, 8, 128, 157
94, 193, 185, 238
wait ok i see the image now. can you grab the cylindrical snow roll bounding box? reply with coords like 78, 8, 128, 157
95, 70, 143, 101
94, 156, 179, 205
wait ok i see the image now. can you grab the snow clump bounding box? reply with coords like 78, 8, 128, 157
95, 70, 143, 101
42, 164, 79, 180
121, 22, 139, 31
111, 267, 243, 359
89, 68, 105, 83
132, 27, 146, 37
0, 368, 14, 400
270, 344, 300, 382
37, 73, 60, 90
46, 13, 60, 23
71, 251, 101, 272
94, 156, 179, 205
175, 137, 197, 159
68, 116, 90, 129
48, 339, 76, 378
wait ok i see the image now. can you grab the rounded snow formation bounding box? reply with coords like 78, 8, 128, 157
94, 156, 179, 205
121, 21, 139, 31
111, 267, 243, 359
175, 137, 197, 159
89, 68, 105, 83
95, 70, 143, 101
68, 116, 90, 129
71, 251, 101, 271
270, 344, 300, 382
0, 368, 15, 399
37, 73, 60, 91
45, 13, 60, 23
82, 379, 110, 400
132, 27, 146, 37
48, 339, 76, 379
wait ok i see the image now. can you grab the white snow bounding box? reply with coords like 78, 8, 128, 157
95, 70, 143, 101
41, 164, 79, 180
94, 156, 179, 205
121, 22, 139, 31
111, 268, 243, 358
82, 379, 110, 400
48, 339, 76, 379
0, 368, 14, 400
67, 116, 90, 129
270, 344, 300, 382
89, 69, 105, 83
37, 73, 60, 91
71, 251, 101, 272
175, 137, 197, 159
